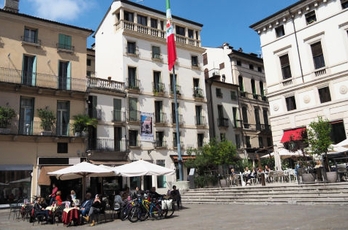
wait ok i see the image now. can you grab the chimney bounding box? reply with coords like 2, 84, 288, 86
3, 0, 19, 13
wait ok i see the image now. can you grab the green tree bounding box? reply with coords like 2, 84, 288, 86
184, 139, 239, 187
306, 116, 332, 172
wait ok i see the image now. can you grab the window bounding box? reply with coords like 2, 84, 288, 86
203, 53, 208, 65
197, 133, 204, 147
150, 18, 158, 28
341, 0, 348, 9
129, 130, 138, 147
275, 25, 285, 38
195, 105, 202, 125
137, 14, 147, 26
57, 101, 69, 136
242, 106, 249, 128
127, 41, 136, 54
238, 75, 244, 91
255, 107, 261, 130
114, 127, 122, 151
251, 79, 256, 95
220, 133, 226, 141
23, 27, 38, 43
258, 137, 264, 148
249, 64, 254, 70
318, 87, 331, 103
19, 97, 34, 135
173, 132, 181, 148
22, 55, 36, 86
154, 101, 163, 123
156, 160, 166, 188
87, 59, 91, 66
152, 46, 161, 59
57, 143, 68, 153
175, 25, 185, 36
267, 137, 273, 147
124, 11, 134, 22
235, 134, 241, 149
156, 131, 164, 147
58, 34, 72, 50
263, 109, 269, 128
257, 66, 262, 73
188, 29, 194, 38
330, 120, 346, 144
245, 136, 251, 148
171, 102, 179, 124
113, 98, 122, 121
88, 95, 98, 119
216, 88, 223, 98
230, 91, 237, 100
237, 60, 241, 66
259, 81, 264, 96
58, 61, 70, 90
280, 54, 292, 80
128, 67, 137, 89
128, 98, 138, 121
305, 11, 317, 25
219, 62, 225, 69
153, 71, 162, 92
191, 55, 198, 67
221, 75, 225, 82
232, 107, 238, 128
285, 96, 296, 111
311, 42, 325, 69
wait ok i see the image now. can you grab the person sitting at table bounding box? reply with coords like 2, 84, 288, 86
264, 165, 271, 182
55, 191, 63, 206
83, 194, 102, 226
34, 196, 50, 224
243, 167, 251, 185
79, 192, 93, 224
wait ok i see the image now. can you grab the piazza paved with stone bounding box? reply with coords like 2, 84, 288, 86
1, 203, 348, 230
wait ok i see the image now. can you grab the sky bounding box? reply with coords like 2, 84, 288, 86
1, 0, 299, 54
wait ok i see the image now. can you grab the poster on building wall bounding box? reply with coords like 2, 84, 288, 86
140, 112, 153, 142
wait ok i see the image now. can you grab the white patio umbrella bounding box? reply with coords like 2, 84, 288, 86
113, 160, 175, 177
335, 138, 348, 148
48, 161, 116, 200
262, 149, 307, 159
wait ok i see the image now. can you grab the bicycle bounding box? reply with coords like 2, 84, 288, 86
119, 198, 136, 221
128, 195, 163, 222
161, 197, 175, 218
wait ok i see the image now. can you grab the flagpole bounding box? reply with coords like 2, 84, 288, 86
172, 67, 183, 181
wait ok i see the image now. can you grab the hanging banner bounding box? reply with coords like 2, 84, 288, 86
140, 112, 153, 142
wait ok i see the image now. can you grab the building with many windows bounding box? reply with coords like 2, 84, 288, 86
204, 43, 272, 163
94, 0, 207, 191
0, 1, 93, 202
250, 0, 348, 167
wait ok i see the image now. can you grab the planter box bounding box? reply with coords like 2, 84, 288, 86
41, 131, 52, 136
301, 173, 315, 184
326, 171, 337, 183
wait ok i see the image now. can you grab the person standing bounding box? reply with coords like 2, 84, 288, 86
48, 183, 58, 205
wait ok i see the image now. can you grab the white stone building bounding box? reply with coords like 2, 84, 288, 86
94, 0, 207, 191
250, 0, 348, 161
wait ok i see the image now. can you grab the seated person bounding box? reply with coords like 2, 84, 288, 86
114, 190, 124, 218
83, 194, 102, 227
169, 185, 182, 209
55, 191, 63, 206
34, 196, 50, 223
148, 187, 162, 200
80, 193, 93, 219
244, 167, 251, 184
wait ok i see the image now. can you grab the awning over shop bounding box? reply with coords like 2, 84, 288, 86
280, 127, 306, 143
0, 164, 33, 171
38, 166, 67, 186
89, 160, 129, 166
170, 155, 196, 163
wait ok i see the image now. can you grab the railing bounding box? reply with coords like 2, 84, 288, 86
170, 85, 181, 95
154, 112, 167, 124
87, 77, 125, 92
56, 43, 74, 52
217, 118, 229, 127
315, 68, 326, 77
195, 116, 206, 126
95, 138, 127, 152
115, 20, 200, 47
112, 110, 126, 122
172, 114, 183, 125
126, 78, 140, 91
153, 82, 165, 93
193, 87, 204, 98
0, 67, 87, 92
233, 119, 243, 128
155, 140, 167, 148
21, 36, 41, 46
129, 138, 140, 148
127, 110, 141, 122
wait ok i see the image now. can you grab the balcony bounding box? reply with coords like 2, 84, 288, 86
170, 85, 181, 98
129, 139, 141, 149
126, 78, 140, 93
127, 110, 141, 124
217, 118, 229, 127
21, 36, 41, 47
195, 116, 206, 127
112, 110, 126, 123
261, 95, 267, 102
154, 112, 167, 125
172, 114, 183, 126
233, 119, 243, 128
153, 82, 165, 96
253, 94, 259, 100
87, 77, 125, 93
115, 20, 201, 48
0, 67, 87, 92
155, 140, 167, 149
56, 43, 74, 53
193, 87, 204, 100
95, 139, 127, 152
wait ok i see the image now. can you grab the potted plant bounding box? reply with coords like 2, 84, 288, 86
0, 106, 16, 133
37, 107, 56, 135
306, 116, 334, 182
72, 114, 97, 136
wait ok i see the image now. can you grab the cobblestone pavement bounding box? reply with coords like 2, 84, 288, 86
1, 204, 348, 230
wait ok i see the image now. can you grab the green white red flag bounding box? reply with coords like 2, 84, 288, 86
166, 0, 177, 71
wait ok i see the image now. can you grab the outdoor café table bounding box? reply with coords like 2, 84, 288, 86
62, 207, 80, 226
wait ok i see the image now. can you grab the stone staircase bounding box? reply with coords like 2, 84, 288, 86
181, 182, 348, 205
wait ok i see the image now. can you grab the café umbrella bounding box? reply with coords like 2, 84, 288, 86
48, 161, 115, 200
113, 159, 175, 177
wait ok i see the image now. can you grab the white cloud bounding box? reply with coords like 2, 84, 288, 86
28, 0, 94, 21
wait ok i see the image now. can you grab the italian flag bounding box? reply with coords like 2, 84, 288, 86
166, 0, 177, 71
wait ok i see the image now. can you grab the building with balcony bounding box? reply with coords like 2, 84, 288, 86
0, 1, 93, 201
250, 0, 348, 168
94, 0, 208, 191
204, 43, 272, 161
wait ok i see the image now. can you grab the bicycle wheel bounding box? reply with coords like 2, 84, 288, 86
151, 204, 164, 220
120, 206, 130, 221
164, 202, 175, 218
139, 205, 148, 221
128, 206, 141, 223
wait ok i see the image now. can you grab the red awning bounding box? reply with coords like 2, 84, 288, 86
280, 127, 306, 143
